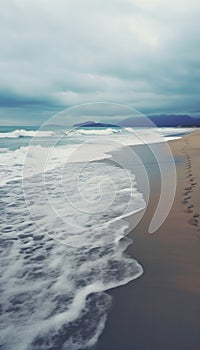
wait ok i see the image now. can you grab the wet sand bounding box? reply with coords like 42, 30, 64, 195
95, 129, 200, 350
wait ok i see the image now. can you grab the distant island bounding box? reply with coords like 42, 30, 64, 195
73, 121, 120, 128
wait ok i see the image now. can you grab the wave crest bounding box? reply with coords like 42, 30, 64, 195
0, 129, 54, 138
65, 128, 121, 136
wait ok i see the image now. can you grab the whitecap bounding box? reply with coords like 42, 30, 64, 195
0, 129, 54, 138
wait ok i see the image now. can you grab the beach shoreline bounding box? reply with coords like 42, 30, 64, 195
95, 129, 200, 350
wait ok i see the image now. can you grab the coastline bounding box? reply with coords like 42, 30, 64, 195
95, 129, 200, 350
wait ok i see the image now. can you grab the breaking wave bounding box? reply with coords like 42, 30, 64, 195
0, 129, 54, 138
65, 128, 121, 136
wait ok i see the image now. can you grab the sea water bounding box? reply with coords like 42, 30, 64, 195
0, 125, 190, 349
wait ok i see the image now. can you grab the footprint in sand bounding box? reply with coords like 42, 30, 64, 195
185, 209, 193, 214
185, 204, 194, 213
189, 218, 199, 226
184, 186, 192, 191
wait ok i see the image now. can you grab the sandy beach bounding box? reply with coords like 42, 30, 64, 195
95, 129, 200, 350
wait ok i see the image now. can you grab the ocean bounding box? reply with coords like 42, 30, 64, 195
0, 125, 191, 349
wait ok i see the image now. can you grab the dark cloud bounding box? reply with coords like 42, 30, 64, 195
0, 0, 200, 124
0, 88, 60, 108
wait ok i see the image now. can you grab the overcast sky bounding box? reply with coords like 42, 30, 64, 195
1, 0, 200, 125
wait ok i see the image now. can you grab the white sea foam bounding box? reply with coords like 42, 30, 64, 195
23, 161, 146, 247
0, 126, 182, 186
65, 128, 121, 136
0, 143, 112, 185
0, 175, 143, 350
0, 129, 54, 138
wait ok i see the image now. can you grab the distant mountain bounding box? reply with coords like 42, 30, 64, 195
119, 115, 200, 127
149, 115, 200, 127
73, 121, 120, 128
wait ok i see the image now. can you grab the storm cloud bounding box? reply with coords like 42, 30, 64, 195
0, 0, 200, 124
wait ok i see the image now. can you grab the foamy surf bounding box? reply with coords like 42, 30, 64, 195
0, 126, 190, 186
65, 127, 121, 136
23, 161, 146, 248
0, 125, 190, 349
0, 129, 54, 138
0, 175, 143, 350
